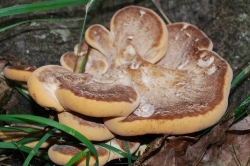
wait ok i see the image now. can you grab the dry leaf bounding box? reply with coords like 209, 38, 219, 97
229, 116, 250, 131
167, 136, 197, 157
143, 145, 175, 166
177, 117, 234, 165
131, 134, 168, 166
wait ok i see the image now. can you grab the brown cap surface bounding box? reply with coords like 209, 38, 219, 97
48, 144, 109, 166
85, 6, 168, 68
60, 51, 82, 72
55, 73, 140, 117
85, 24, 114, 66
157, 22, 213, 69
57, 111, 114, 141
104, 23, 233, 136
60, 49, 109, 75
48, 137, 140, 166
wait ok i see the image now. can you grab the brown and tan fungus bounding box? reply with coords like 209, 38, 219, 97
60, 41, 109, 75
48, 138, 140, 166
85, 6, 168, 69
103, 22, 232, 136
4, 65, 37, 94
55, 72, 140, 117
27, 65, 71, 112
25, 6, 232, 137
83, 7, 233, 136
57, 111, 114, 141
3, 5, 234, 166
4, 65, 36, 82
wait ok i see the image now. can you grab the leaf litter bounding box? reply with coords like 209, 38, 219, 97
131, 113, 250, 165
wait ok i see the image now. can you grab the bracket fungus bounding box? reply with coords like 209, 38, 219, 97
83, 6, 233, 136
26, 63, 140, 141
27, 65, 120, 141
7, 5, 232, 138
57, 111, 114, 141
27, 65, 71, 112
48, 138, 140, 166
3, 5, 233, 166
55, 71, 140, 118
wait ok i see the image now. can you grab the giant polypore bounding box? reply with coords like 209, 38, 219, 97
3, 5, 233, 166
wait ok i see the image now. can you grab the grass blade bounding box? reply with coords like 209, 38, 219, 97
231, 64, 250, 90
17, 137, 41, 145
0, 142, 49, 160
0, 115, 99, 165
23, 128, 57, 166
122, 140, 132, 164
14, 86, 32, 101
78, 47, 89, 73
0, 0, 93, 17
0, 116, 34, 124
86, 151, 91, 166
0, 126, 39, 133
232, 143, 242, 166
98, 143, 138, 160
74, 0, 97, 73
65, 149, 90, 166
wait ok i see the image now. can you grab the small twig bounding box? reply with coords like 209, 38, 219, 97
0, 131, 29, 138
73, 0, 96, 73
0, 162, 12, 166
10, 123, 44, 130
151, 0, 172, 24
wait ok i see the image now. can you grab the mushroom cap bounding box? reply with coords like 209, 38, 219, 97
84, 49, 109, 75
60, 48, 109, 75
4, 65, 36, 82
85, 5, 168, 68
55, 73, 140, 117
48, 144, 109, 166
48, 138, 140, 166
85, 24, 114, 66
57, 111, 114, 141
104, 23, 233, 136
157, 22, 213, 69
27, 65, 71, 112
60, 51, 82, 72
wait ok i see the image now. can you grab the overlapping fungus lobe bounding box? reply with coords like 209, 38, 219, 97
38, 65, 70, 83
55, 71, 138, 103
